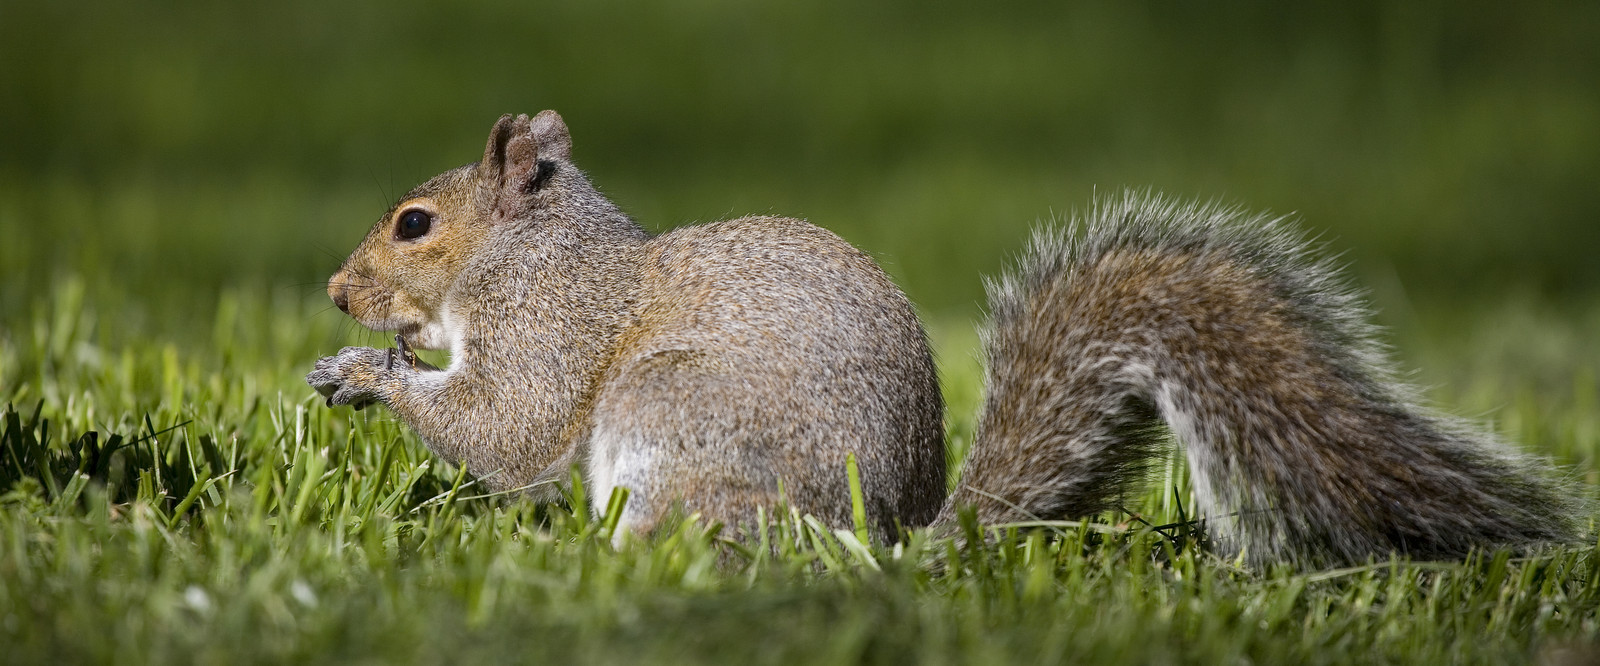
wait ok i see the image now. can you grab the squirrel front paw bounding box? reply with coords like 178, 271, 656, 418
306, 346, 394, 409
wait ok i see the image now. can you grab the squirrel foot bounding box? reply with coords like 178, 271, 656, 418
307, 346, 400, 410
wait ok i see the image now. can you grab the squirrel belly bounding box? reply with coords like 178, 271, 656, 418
309, 111, 1582, 566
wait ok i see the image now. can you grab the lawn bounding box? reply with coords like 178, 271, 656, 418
3, 281, 1598, 664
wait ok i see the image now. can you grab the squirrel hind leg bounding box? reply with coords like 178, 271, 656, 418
587, 350, 796, 536
586, 430, 668, 538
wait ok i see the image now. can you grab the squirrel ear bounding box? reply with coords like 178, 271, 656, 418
483, 114, 538, 199
481, 112, 571, 199
528, 110, 573, 162
481, 113, 519, 191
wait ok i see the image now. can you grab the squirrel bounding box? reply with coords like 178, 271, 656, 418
308, 111, 1581, 566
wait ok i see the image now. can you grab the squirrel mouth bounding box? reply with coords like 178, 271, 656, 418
395, 321, 451, 352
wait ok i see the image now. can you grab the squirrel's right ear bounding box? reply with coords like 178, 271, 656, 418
528, 110, 573, 162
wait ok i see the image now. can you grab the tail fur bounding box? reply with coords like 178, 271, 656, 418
937, 191, 1582, 565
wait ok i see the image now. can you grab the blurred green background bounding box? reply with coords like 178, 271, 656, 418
2, 0, 1598, 341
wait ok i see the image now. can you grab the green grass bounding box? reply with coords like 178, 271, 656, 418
3, 278, 1599, 664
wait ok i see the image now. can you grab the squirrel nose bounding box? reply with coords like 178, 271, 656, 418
329, 282, 350, 314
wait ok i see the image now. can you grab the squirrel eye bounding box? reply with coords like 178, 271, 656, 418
397, 209, 432, 240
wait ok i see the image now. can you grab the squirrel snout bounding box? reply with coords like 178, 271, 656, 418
328, 280, 350, 314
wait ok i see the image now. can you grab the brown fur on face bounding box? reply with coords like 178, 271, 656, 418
326, 111, 576, 351
328, 166, 493, 350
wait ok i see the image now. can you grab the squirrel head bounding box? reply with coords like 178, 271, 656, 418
326, 111, 575, 350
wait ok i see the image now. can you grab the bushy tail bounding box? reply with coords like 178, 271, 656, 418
937, 192, 1583, 565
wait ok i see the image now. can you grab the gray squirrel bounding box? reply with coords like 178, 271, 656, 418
307, 111, 1581, 565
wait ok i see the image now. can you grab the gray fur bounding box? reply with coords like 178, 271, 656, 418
941, 191, 1583, 565
310, 113, 943, 533
590, 216, 944, 534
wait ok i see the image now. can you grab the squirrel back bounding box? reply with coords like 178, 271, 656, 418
310, 112, 1581, 566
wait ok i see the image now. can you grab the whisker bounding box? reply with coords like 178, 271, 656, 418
368, 163, 391, 206
310, 241, 345, 263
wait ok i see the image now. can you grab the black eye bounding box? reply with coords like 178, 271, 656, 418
397, 209, 432, 240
